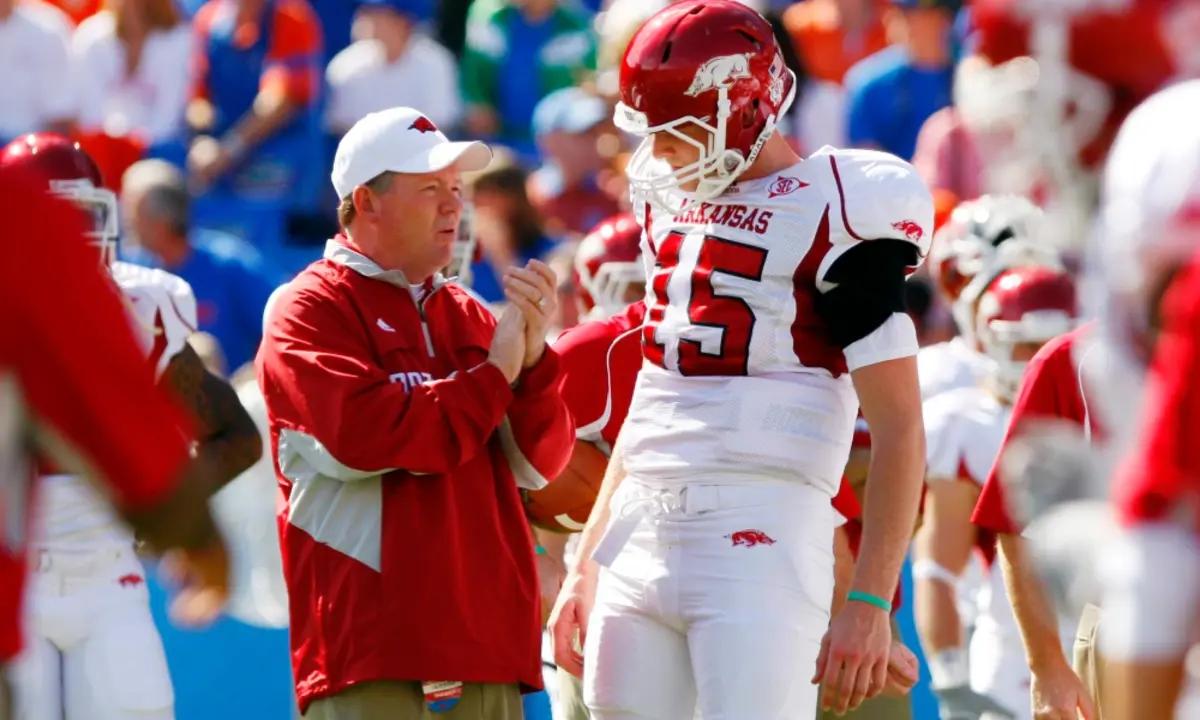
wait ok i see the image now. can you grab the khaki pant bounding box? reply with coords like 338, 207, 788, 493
1073, 603, 1105, 720
302, 681, 523, 720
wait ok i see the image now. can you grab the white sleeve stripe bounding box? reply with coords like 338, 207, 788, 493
574, 324, 643, 442
499, 417, 549, 490
843, 313, 918, 372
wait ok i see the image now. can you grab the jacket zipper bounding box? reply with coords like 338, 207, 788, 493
415, 290, 437, 358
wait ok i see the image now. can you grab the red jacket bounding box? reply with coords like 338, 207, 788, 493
258, 240, 573, 712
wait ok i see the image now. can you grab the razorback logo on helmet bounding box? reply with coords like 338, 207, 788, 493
684, 53, 751, 97
408, 116, 439, 134
767, 176, 807, 199
892, 220, 924, 243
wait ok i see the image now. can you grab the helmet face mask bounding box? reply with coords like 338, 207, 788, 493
615, 0, 796, 214
445, 203, 478, 286
50, 178, 119, 265
574, 213, 644, 318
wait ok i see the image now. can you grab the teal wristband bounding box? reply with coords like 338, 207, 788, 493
847, 590, 892, 612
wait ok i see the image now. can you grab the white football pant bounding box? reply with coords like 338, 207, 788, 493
583, 478, 835, 720
12, 545, 173, 720
969, 623, 1030, 720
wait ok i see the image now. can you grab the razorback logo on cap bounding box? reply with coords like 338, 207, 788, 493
409, 116, 439, 134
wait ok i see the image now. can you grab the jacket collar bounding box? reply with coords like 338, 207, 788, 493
324, 237, 447, 293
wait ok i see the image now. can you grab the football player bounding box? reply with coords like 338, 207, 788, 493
1100, 79, 1200, 720
921, 195, 1046, 401
917, 263, 1078, 720
548, 2, 931, 717
0, 134, 260, 720
535, 215, 917, 720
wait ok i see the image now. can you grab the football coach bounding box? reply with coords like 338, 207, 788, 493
258, 106, 574, 719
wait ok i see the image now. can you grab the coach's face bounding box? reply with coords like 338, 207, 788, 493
373, 165, 464, 282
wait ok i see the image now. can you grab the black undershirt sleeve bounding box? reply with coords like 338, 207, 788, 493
815, 240, 920, 348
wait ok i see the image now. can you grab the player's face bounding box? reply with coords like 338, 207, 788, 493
650, 123, 707, 176
372, 166, 464, 281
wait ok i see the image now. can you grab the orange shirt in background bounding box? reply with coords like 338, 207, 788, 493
783, 0, 889, 85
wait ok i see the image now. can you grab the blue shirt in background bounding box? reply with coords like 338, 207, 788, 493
470, 235, 558, 304
496, 11, 556, 159
126, 230, 286, 371
844, 46, 953, 160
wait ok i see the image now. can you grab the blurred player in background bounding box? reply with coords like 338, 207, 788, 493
1099, 79, 1200, 720
549, 3, 931, 717
917, 262, 1078, 720
0, 157, 230, 720
0, 133, 259, 720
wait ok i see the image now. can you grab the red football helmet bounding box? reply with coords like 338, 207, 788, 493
614, 0, 796, 211
975, 265, 1077, 397
932, 195, 1044, 303
0, 133, 119, 264
574, 213, 645, 318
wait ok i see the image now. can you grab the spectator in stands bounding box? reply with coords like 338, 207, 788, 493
187, 0, 322, 254
0, 0, 75, 143
844, 0, 957, 159
122, 159, 286, 371
527, 88, 621, 238
783, 0, 888, 86
461, 0, 595, 159
72, 0, 192, 160
326, 0, 460, 136
468, 157, 560, 303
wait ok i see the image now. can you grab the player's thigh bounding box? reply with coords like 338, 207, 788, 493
10, 635, 62, 720
686, 498, 834, 720
687, 585, 826, 720
67, 584, 173, 720
584, 571, 695, 720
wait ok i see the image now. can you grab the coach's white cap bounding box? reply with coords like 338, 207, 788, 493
331, 107, 492, 199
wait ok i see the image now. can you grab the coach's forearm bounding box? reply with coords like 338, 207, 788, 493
570, 434, 630, 576
851, 425, 924, 599
999, 532, 1069, 673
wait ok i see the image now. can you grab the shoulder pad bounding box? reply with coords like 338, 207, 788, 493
813, 147, 934, 262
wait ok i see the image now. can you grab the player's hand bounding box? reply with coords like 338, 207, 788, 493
812, 598, 892, 714
882, 640, 920, 697
503, 260, 557, 368
187, 136, 235, 193
549, 565, 598, 678
487, 304, 526, 384
934, 684, 1017, 719
1030, 662, 1096, 720
160, 538, 230, 627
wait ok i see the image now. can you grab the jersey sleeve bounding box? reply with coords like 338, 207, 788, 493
971, 331, 1084, 534
5, 190, 191, 512
815, 147, 934, 274
157, 270, 199, 373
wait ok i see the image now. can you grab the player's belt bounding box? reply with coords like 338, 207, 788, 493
591, 485, 678, 567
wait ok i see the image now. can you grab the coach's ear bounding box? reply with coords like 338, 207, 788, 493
815, 240, 919, 348
352, 184, 378, 222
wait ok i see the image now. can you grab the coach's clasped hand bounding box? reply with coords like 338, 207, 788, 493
503, 259, 558, 368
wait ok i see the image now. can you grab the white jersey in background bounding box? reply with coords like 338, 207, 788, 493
918, 335, 996, 401
924, 386, 1031, 720
31, 262, 196, 553
621, 146, 931, 494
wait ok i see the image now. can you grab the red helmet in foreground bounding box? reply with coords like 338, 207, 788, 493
0, 133, 119, 264
614, 0, 795, 212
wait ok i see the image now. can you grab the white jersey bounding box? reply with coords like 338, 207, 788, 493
923, 386, 1022, 644
918, 336, 995, 401
622, 146, 932, 491
33, 262, 197, 551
